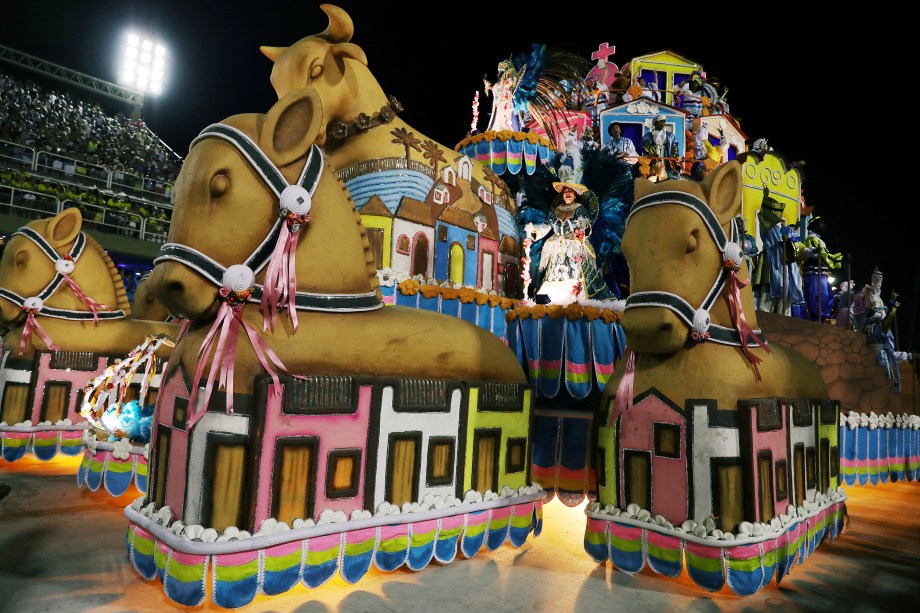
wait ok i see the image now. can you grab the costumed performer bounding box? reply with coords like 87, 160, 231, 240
752, 187, 805, 317
799, 216, 842, 322
524, 179, 615, 305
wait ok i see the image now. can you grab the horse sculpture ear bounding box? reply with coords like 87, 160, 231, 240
259, 88, 324, 167
45, 207, 83, 249
702, 160, 743, 224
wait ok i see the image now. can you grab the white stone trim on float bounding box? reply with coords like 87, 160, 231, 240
185, 410, 251, 524
126, 485, 545, 553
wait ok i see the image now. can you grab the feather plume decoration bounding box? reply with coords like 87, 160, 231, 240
511, 43, 593, 147
517, 142, 633, 264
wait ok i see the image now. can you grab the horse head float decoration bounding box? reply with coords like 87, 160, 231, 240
585, 163, 845, 595
0, 209, 178, 461
130, 87, 541, 607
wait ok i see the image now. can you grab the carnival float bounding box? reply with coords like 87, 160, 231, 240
0, 2, 917, 608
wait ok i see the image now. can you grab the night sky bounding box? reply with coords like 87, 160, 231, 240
3, 1, 917, 351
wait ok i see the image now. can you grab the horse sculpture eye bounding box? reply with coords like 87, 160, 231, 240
310, 63, 323, 79
210, 174, 229, 200
686, 229, 700, 254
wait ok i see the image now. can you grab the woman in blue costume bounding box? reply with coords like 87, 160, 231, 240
517, 140, 632, 305
524, 180, 614, 304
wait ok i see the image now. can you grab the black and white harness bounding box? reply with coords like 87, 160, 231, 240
0, 227, 126, 322
624, 190, 767, 349
153, 123, 382, 313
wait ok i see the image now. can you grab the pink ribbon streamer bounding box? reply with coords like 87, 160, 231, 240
175, 318, 191, 345
611, 350, 636, 424
19, 309, 59, 355
60, 273, 110, 324
724, 270, 771, 381
261, 219, 305, 334
187, 301, 287, 430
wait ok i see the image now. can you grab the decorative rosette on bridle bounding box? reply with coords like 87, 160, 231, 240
261, 183, 312, 333
719, 240, 769, 378
187, 265, 289, 429
19, 297, 58, 355
54, 254, 110, 323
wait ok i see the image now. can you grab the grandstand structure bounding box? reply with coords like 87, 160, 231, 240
0, 45, 181, 290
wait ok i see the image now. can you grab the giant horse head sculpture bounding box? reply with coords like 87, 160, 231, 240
147, 86, 525, 412
602, 161, 828, 412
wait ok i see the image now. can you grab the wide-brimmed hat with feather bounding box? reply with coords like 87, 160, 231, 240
552, 181, 588, 195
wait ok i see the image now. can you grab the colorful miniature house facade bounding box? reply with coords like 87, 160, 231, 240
628, 50, 703, 108
147, 365, 533, 533
596, 390, 840, 532
739, 150, 803, 244
1, 349, 109, 461
598, 101, 689, 161
341, 155, 521, 297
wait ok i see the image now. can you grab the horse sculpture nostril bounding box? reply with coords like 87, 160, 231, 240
658, 322, 673, 336
166, 280, 184, 295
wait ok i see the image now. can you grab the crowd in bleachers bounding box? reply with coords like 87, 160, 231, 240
0, 68, 179, 241
0, 69, 181, 185
0, 168, 170, 238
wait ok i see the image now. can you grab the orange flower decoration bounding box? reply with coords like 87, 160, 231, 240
458, 287, 478, 304
420, 284, 441, 299
564, 302, 585, 320
581, 305, 601, 322
397, 279, 421, 296
546, 304, 565, 320
440, 287, 460, 301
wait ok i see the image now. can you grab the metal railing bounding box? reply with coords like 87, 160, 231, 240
0, 140, 35, 171
0, 185, 168, 244
35, 151, 109, 191
61, 199, 169, 243
0, 184, 59, 218
1, 139, 175, 207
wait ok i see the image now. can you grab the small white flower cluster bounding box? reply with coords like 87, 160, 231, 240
81, 429, 97, 455
842, 411, 920, 430
582, 298, 626, 313
375, 268, 411, 287
111, 438, 134, 461
131, 484, 544, 542
587, 487, 846, 541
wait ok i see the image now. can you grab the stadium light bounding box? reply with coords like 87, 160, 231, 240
118, 31, 167, 96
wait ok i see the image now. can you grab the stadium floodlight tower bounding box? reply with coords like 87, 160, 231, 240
117, 32, 167, 117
